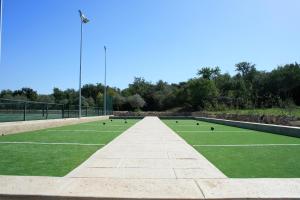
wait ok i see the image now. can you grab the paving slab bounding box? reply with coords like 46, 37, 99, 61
0, 176, 67, 195
61, 178, 204, 199
197, 178, 300, 199
68, 168, 176, 179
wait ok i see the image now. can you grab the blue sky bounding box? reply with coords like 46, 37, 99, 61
1, 0, 299, 94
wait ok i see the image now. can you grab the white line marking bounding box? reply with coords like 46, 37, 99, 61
193, 144, 300, 147
46, 130, 120, 132
0, 141, 105, 146
172, 125, 214, 127
81, 124, 129, 127
179, 130, 252, 133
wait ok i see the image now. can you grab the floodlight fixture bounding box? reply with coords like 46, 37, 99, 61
79, 10, 89, 24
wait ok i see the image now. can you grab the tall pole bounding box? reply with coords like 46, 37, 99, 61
79, 20, 83, 118
104, 46, 107, 115
0, 0, 3, 63
78, 10, 89, 118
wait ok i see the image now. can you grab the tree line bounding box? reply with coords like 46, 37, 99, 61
1, 62, 299, 111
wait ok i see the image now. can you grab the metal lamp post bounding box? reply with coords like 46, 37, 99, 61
78, 10, 89, 118
104, 46, 107, 115
0, 0, 4, 63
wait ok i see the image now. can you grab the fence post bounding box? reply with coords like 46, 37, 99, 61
68, 105, 70, 118
46, 104, 48, 119
62, 105, 64, 118
23, 102, 26, 121
86, 106, 88, 117
97, 108, 100, 116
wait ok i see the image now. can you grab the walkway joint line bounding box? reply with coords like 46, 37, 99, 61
46, 130, 120, 132
194, 179, 206, 198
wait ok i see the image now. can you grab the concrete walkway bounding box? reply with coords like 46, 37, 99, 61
66, 116, 226, 180
1, 116, 300, 199
58, 116, 226, 199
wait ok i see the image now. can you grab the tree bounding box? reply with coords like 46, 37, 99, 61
1, 93, 13, 99
235, 62, 256, 78
127, 77, 153, 96
86, 97, 95, 107
63, 89, 77, 106
127, 94, 146, 110
82, 84, 99, 100
232, 77, 249, 108
13, 88, 37, 101
95, 92, 104, 107
151, 82, 177, 110
125, 77, 155, 110
156, 80, 167, 90
268, 63, 300, 104
59, 99, 69, 105
215, 73, 233, 96
12, 95, 28, 101
37, 95, 55, 103
197, 67, 220, 80
186, 78, 218, 110
81, 96, 89, 107
53, 88, 64, 103
0, 90, 13, 98
1, 61, 299, 112
114, 93, 126, 111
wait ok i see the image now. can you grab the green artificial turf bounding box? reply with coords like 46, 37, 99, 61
163, 119, 300, 178
0, 144, 99, 176
196, 145, 300, 178
0, 119, 138, 176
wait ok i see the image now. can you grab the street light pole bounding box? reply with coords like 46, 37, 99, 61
0, 0, 3, 63
79, 19, 83, 118
78, 10, 89, 118
104, 46, 107, 115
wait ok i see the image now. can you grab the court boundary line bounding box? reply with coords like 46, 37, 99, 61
179, 130, 253, 132
81, 124, 132, 126
0, 141, 105, 146
170, 125, 218, 127
46, 130, 120, 132
193, 144, 300, 147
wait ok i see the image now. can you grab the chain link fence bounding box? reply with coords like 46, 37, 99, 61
0, 98, 113, 122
